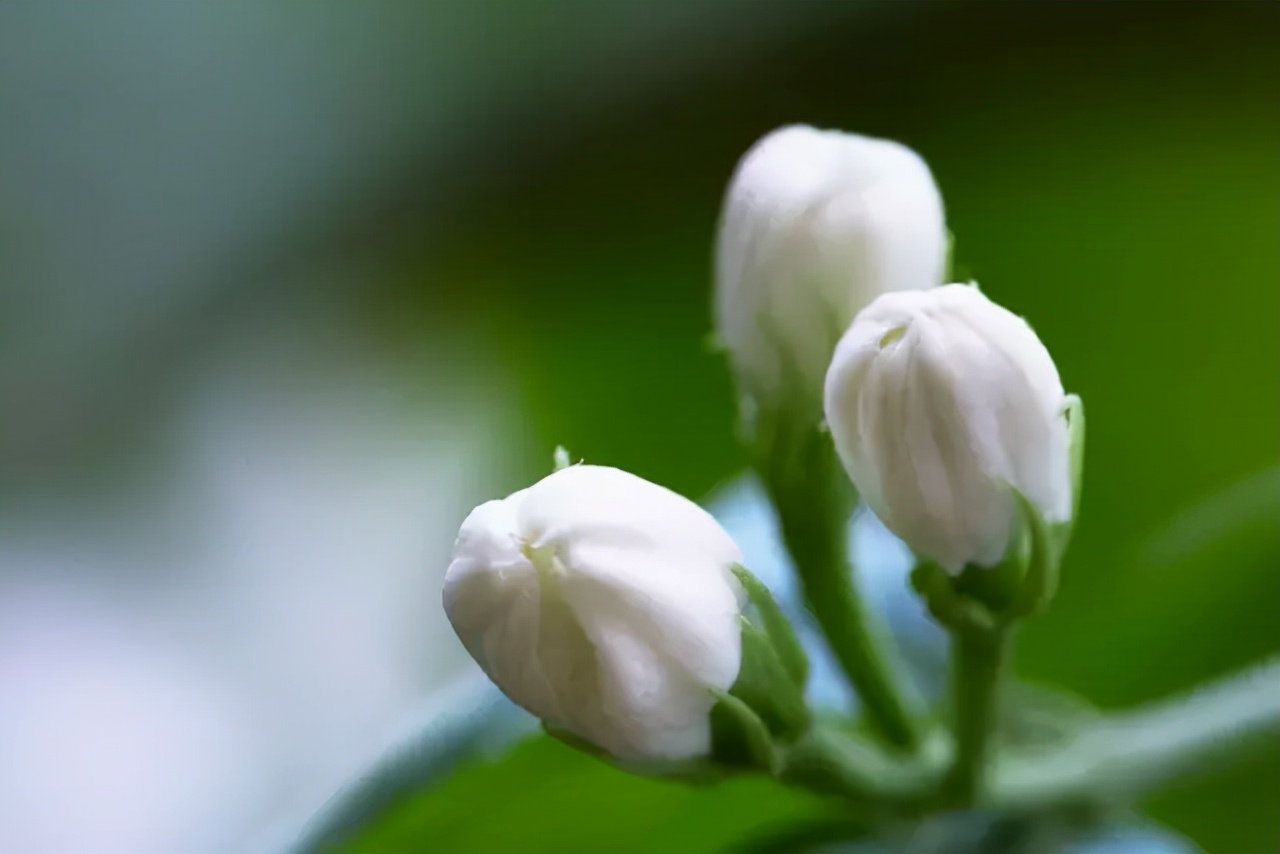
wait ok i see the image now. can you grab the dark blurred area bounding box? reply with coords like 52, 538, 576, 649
1, 2, 1276, 852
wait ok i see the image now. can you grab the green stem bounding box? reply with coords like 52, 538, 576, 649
947, 626, 1009, 805
780, 722, 943, 808
763, 433, 922, 753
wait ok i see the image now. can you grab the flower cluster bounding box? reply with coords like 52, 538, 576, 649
442, 124, 1080, 768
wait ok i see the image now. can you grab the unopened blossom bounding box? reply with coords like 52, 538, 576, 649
714, 124, 946, 413
443, 465, 746, 761
823, 284, 1072, 573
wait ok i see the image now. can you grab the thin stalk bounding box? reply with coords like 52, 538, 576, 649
780, 721, 944, 808
763, 431, 922, 753
947, 625, 1009, 805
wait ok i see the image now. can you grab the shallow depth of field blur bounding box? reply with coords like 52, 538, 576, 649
1, 2, 1277, 853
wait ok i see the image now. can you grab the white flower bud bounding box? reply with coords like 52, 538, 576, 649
823, 284, 1072, 574
714, 124, 947, 412
442, 465, 746, 761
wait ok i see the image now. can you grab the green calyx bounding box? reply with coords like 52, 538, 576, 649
911, 490, 1065, 636
913, 394, 1086, 634
709, 565, 811, 773
731, 564, 808, 688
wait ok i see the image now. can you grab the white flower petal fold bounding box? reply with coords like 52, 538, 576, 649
443, 465, 746, 761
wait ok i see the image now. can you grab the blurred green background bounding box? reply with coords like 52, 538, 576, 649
1, 2, 1276, 852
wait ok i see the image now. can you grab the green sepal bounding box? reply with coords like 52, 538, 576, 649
733, 617, 811, 741
916, 485, 1065, 631
943, 230, 958, 282
954, 552, 1020, 616
911, 561, 997, 636
709, 689, 780, 774
1007, 488, 1058, 619
1063, 393, 1086, 526
1033, 394, 1085, 575
731, 564, 809, 689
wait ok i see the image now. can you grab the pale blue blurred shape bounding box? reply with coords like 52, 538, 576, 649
706, 474, 948, 710
816, 817, 1201, 854
851, 502, 949, 694
1058, 825, 1202, 854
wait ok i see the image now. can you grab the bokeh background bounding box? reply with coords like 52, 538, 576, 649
1, 2, 1277, 852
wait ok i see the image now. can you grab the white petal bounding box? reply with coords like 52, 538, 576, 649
519, 465, 743, 571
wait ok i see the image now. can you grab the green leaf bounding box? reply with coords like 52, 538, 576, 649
1137, 465, 1279, 569
731, 817, 873, 854
291, 690, 526, 854
992, 657, 1280, 810
998, 682, 1099, 752
344, 735, 834, 854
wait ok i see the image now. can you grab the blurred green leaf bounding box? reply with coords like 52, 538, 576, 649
291, 687, 530, 854
1137, 465, 1280, 570
344, 736, 835, 854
